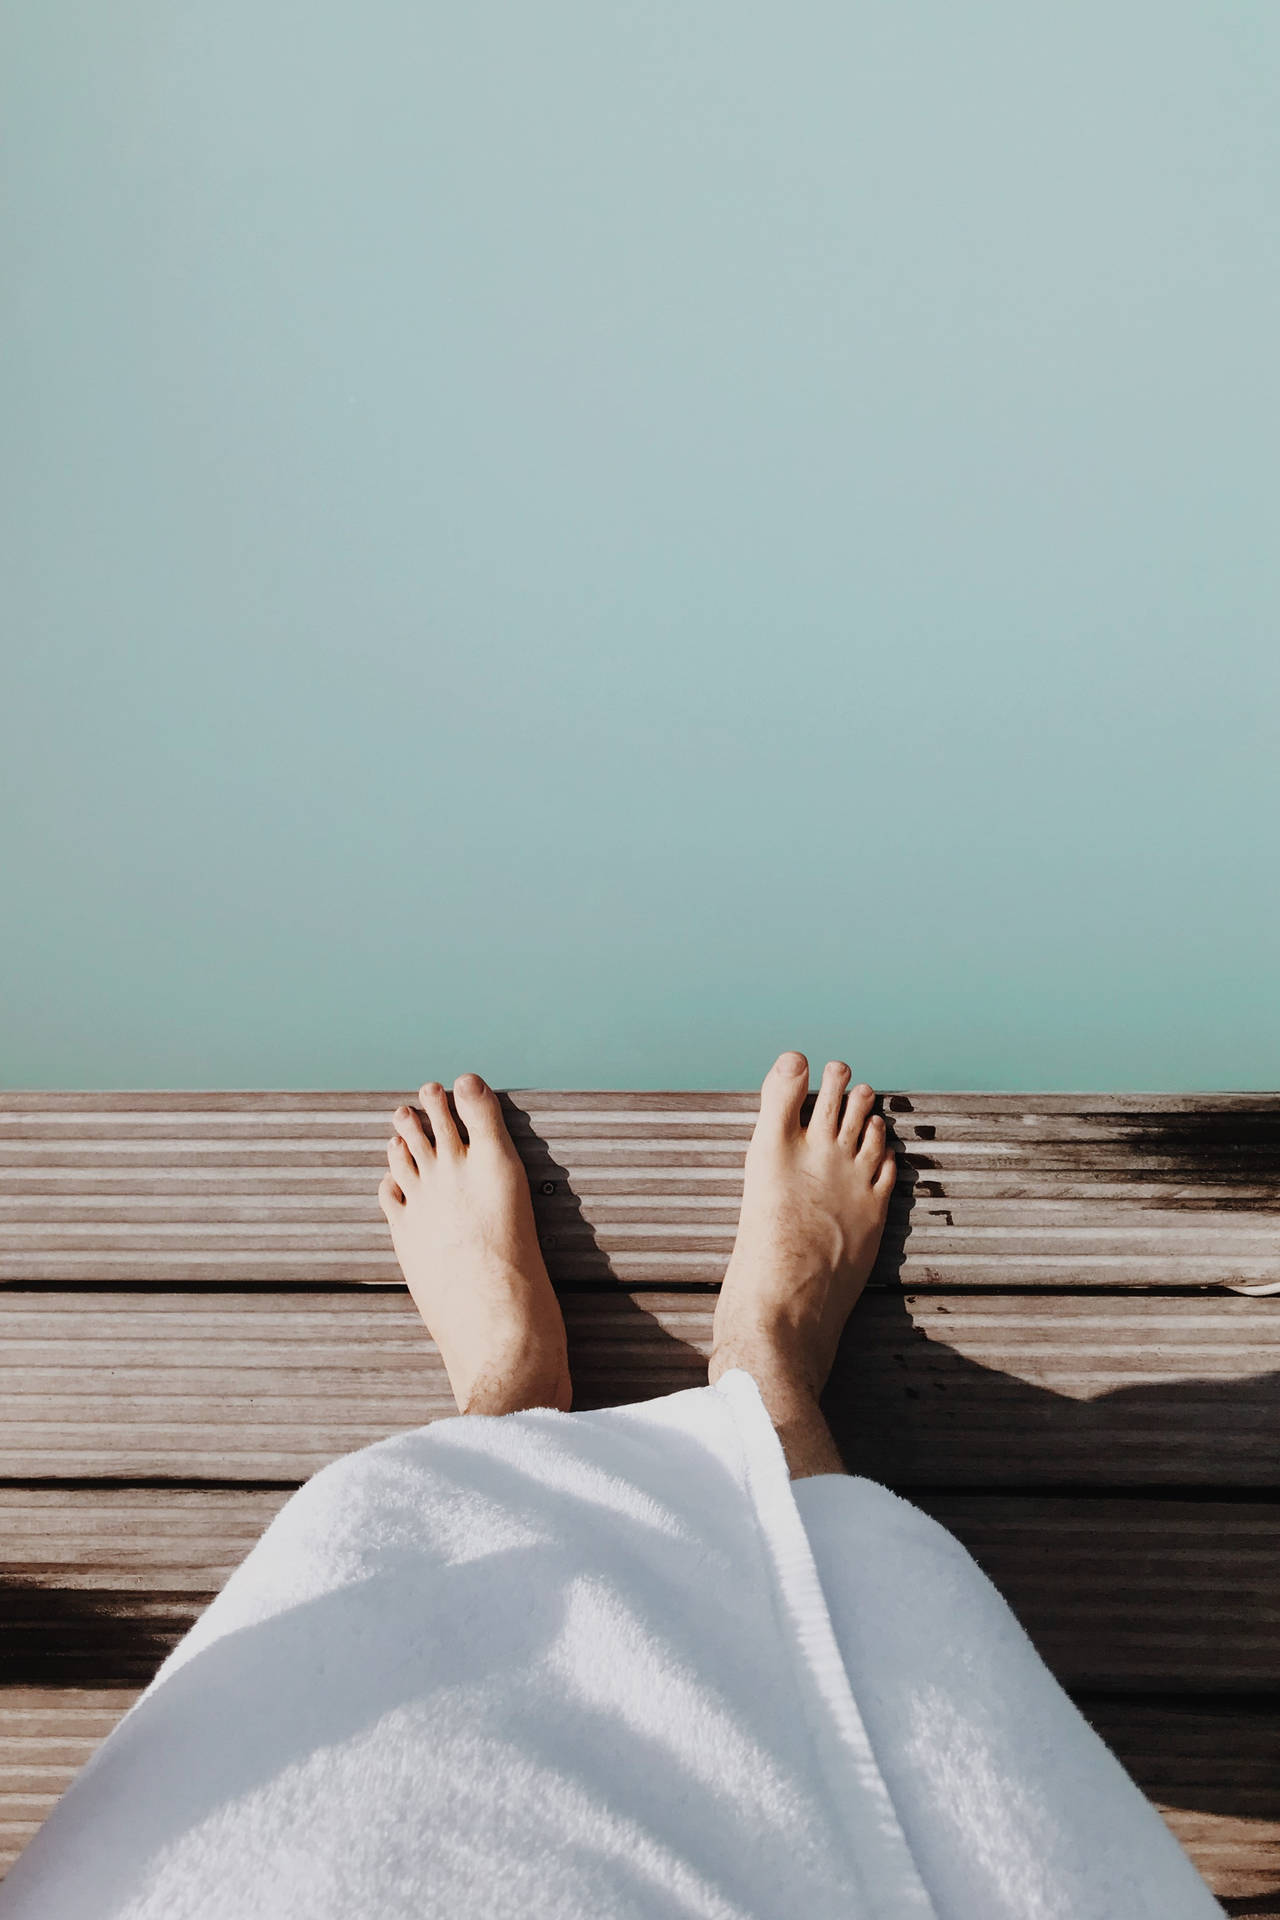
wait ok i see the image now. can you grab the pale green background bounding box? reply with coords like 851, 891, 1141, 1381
3, 3, 1277, 1091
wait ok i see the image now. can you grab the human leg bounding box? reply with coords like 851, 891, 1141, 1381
379, 1072, 572, 1415
377, 1051, 894, 1474
710, 1050, 895, 1479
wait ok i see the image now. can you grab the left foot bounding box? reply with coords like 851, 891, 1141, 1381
378, 1075, 572, 1416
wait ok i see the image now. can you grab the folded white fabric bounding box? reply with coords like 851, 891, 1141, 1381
0, 1371, 1221, 1920
795, 1472, 1223, 1918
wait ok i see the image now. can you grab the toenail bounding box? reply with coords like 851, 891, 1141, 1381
856, 1083, 873, 1098
778, 1052, 806, 1074
395, 1105, 409, 1118
457, 1073, 485, 1096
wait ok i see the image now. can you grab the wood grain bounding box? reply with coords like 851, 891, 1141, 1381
1080, 1700, 1280, 1907
2, 1091, 1278, 1286
2, 1487, 1275, 1692
0, 1689, 143, 1879
0, 1289, 1276, 1485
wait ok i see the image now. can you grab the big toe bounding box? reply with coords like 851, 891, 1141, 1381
453, 1072, 508, 1148
756, 1050, 809, 1138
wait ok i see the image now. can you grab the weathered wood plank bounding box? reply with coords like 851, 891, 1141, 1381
3, 1230, 1277, 1287
0, 1688, 144, 1879
3, 1200, 1279, 1232
1, 1489, 1275, 1691
0, 1689, 1271, 1901
5, 1225, 1276, 1251
829, 1291, 1280, 1488
7, 1254, 1276, 1288
7, 1197, 1280, 1227
1, 1092, 1276, 1285
3, 1171, 1277, 1200
917, 1497, 1280, 1691
1081, 1700, 1280, 1907
1, 1120, 1277, 1146
0, 1290, 1277, 1485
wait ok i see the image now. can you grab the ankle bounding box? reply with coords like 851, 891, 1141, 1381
709, 1326, 824, 1404
457, 1353, 572, 1417
770, 1399, 846, 1479
715, 1356, 844, 1478
709, 1341, 844, 1478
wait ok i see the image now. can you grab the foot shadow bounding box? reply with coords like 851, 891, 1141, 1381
498, 1091, 712, 1408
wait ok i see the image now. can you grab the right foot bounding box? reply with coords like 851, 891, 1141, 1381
709, 1051, 896, 1404
378, 1075, 572, 1417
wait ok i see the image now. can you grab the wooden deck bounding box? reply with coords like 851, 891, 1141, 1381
2, 1089, 1278, 1910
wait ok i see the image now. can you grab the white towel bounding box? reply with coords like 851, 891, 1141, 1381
0, 1370, 1221, 1920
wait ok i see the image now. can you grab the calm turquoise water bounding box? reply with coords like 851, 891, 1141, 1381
3, 4, 1277, 1091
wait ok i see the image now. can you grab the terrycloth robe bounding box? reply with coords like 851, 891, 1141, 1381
0, 1370, 1222, 1920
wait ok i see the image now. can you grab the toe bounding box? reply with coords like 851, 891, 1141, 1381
873, 1151, 897, 1199
756, 1051, 810, 1138
392, 1105, 432, 1172
387, 1133, 419, 1182
378, 1171, 405, 1212
419, 1082, 461, 1156
837, 1082, 876, 1152
453, 1072, 506, 1148
855, 1110, 888, 1175
810, 1060, 851, 1139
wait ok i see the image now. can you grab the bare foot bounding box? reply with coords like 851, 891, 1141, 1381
709, 1051, 896, 1474
378, 1074, 572, 1416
